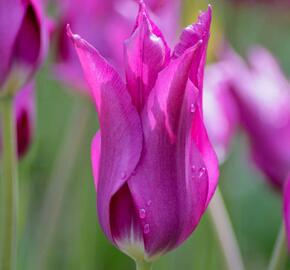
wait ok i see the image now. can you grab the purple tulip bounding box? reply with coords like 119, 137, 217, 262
227, 47, 290, 189
0, 83, 35, 157
203, 64, 238, 163
68, 3, 218, 261
54, 0, 180, 94
14, 83, 35, 157
0, 0, 48, 91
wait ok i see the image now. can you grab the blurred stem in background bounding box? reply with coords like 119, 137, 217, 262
208, 188, 245, 270
268, 223, 287, 270
28, 98, 92, 270
0, 94, 18, 270
135, 260, 152, 270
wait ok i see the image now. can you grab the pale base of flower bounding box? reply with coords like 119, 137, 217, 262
115, 224, 164, 263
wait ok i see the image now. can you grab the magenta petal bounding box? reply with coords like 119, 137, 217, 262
91, 131, 101, 191
284, 175, 290, 251
14, 82, 35, 157
13, 3, 41, 66
0, 0, 47, 88
124, 2, 170, 111
173, 6, 211, 58
191, 102, 219, 207
68, 27, 143, 241
127, 45, 208, 256
172, 6, 211, 107
0, 0, 26, 86
227, 48, 290, 188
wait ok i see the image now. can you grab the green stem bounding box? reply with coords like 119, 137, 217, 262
208, 188, 245, 270
29, 101, 91, 270
135, 260, 152, 270
0, 96, 18, 270
268, 223, 287, 270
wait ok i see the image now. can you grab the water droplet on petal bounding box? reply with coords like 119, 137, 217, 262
198, 167, 206, 178
147, 200, 152, 206
190, 104, 195, 113
144, 224, 150, 234
139, 208, 146, 219
191, 165, 196, 172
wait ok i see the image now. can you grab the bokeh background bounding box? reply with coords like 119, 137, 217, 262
8, 0, 290, 269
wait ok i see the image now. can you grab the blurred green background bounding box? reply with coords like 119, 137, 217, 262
9, 0, 290, 269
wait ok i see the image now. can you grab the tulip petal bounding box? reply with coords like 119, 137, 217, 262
91, 131, 101, 191
127, 45, 209, 256
191, 102, 219, 207
0, 0, 25, 86
283, 175, 290, 250
13, 3, 41, 66
14, 82, 35, 157
172, 6, 211, 107
124, 1, 170, 112
68, 27, 143, 241
0, 0, 47, 88
226, 49, 290, 188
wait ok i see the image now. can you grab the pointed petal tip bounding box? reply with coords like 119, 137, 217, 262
198, 5, 212, 23
66, 24, 73, 39
136, 0, 149, 23
66, 24, 97, 55
198, 4, 212, 15
66, 24, 83, 46
201, 5, 212, 19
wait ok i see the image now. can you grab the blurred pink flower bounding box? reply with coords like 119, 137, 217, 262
0, 0, 48, 91
203, 64, 238, 163
0, 83, 35, 157
14, 83, 35, 157
227, 47, 290, 190
54, 0, 180, 95
68, 3, 218, 261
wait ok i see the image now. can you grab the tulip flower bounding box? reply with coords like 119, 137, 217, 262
0, 2, 47, 269
13, 83, 35, 157
68, 3, 218, 266
203, 64, 237, 163
0, 0, 47, 93
54, 0, 180, 94
227, 47, 290, 190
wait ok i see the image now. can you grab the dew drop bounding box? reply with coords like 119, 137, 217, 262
191, 165, 196, 172
144, 224, 150, 234
198, 167, 206, 178
139, 208, 146, 219
190, 104, 195, 113
147, 200, 152, 207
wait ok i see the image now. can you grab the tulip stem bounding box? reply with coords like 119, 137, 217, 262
268, 223, 288, 270
28, 100, 91, 270
0, 95, 18, 270
208, 188, 245, 270
135, 260, 152, 270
